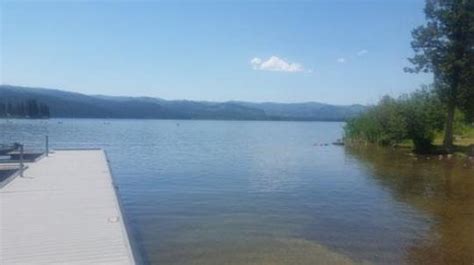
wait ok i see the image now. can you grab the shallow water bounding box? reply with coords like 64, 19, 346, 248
1, 119, 473, 265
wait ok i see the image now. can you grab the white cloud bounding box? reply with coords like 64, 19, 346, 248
250, 56, 307, 72
337, 57, 346, 63
357, 49, 368, 56
250, 57, 262, 66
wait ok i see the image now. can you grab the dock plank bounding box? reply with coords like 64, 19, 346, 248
0, 150, 135, 265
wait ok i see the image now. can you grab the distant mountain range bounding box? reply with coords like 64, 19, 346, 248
0, 85, 366, 121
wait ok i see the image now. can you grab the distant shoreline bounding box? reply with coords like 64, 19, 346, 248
0, 117, 347, 122
0, 85, 366, 122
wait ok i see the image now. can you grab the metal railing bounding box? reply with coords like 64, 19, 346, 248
1, 135, 50, 177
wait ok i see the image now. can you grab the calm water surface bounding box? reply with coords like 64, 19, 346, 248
1, 119, 473, 265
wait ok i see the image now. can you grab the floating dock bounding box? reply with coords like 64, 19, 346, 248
0, 149, 136, 264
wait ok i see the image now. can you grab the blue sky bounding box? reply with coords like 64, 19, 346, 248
1, 0, 432, 105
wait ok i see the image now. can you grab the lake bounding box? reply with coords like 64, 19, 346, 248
1, 119, 473, 265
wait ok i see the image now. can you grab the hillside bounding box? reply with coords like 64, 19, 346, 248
0, 85, 365, 121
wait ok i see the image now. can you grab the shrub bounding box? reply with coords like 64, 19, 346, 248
344, 87, 444, 152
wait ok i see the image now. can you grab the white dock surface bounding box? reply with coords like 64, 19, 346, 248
0, 150, 136, 265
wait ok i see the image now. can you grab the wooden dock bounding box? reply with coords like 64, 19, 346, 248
0, 149, 137, 264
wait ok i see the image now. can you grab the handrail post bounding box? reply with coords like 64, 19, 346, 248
19, 144, 24, 177
45, 135, 49, 156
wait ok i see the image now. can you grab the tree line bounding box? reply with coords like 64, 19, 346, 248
345, 0, 473, 153
0, 100, 50, 119
344, 86, 471, 152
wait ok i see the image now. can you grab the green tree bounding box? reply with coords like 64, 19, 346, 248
6, 102, 14, 117
400, 88, 445, 152
344, 87, 445, 152
16, 102, 26, 117
344, 96, 407, 147
39, 103, 50, 118
0, 103, 6, 117
27, 99, 40, 118
405, 0, 474, 152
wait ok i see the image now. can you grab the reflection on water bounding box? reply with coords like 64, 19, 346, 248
346, 146, 474, 265
0, 119, 473, 265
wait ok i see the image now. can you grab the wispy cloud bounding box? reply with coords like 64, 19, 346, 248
250, 56, 307, 72
337, 57, 346, 63
356, 49, 368, 56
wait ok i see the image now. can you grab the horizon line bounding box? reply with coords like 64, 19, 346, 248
0, 83, 369, 107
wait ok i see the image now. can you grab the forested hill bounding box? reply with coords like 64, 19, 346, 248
0, 85, 366, 121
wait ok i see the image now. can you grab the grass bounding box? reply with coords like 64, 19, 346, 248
397, 126, 474, 156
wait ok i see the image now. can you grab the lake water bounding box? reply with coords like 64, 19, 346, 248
1, 119, 473, 265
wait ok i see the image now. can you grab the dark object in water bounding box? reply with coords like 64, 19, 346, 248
313, 143, 330, 146
332, 139, 345, 146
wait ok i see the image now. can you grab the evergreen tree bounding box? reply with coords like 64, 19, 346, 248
7, 102, 14, 117
0, 100, 50, 118
27, 99, 40, 118
16, 102, 26, 117
406, 0, 474, 152
39, 103, 50, 118
0, 103, 6, 117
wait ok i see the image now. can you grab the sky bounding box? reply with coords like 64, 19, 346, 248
0, 0, 432, 105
